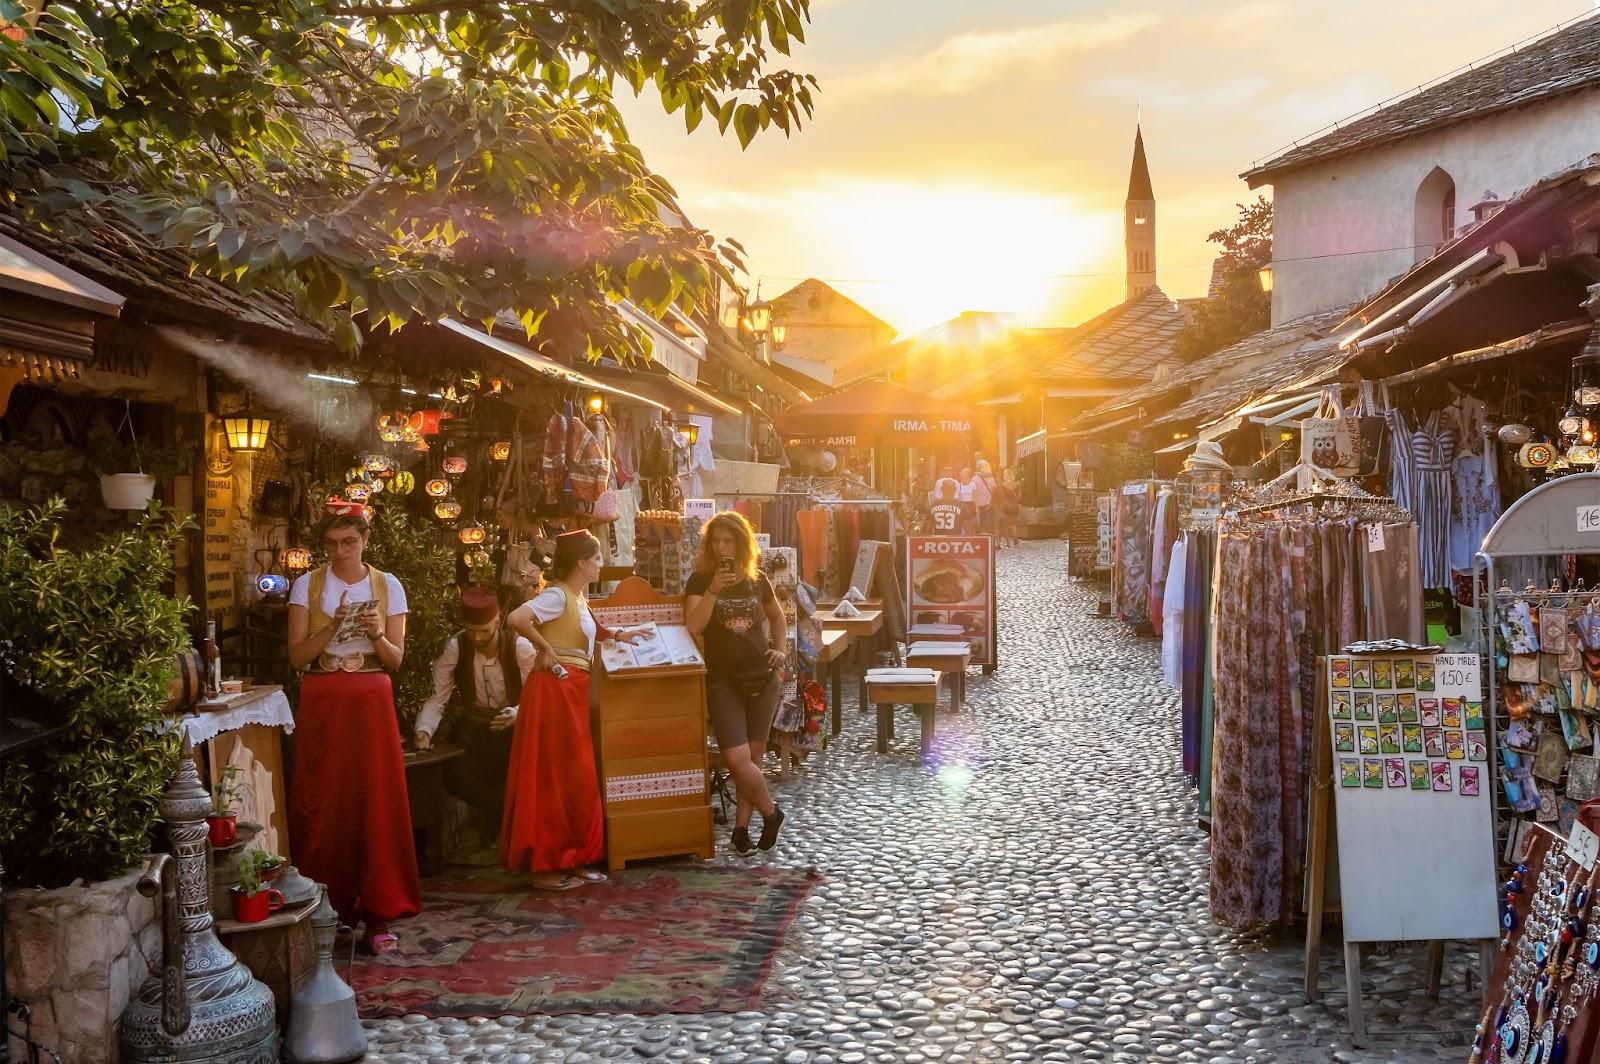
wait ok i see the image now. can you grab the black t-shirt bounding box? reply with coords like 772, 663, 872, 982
686, 570, 776, 678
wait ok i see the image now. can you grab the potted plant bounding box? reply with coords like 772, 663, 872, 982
230, 850, 285, 923
84, 425, 193, 510
255, 850, 287, 883
206, 765, 248, 848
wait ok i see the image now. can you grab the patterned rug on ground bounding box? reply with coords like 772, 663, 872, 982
349, 863, 819, 1017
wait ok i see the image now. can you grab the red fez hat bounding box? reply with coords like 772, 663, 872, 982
460, 584, 500, 625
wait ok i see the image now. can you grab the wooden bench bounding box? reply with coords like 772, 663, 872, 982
818, 628, 853, 740
905, 641, 973, 711
865, 668, 941, 761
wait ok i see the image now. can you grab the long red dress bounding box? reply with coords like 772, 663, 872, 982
499, 666, 605, 872
290, 671, 422, 923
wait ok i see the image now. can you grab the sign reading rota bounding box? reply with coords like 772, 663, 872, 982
906, 535, 996, 668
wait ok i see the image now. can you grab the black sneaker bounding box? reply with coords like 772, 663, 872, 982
758, 805, 785, 851
731, 826, 753, 854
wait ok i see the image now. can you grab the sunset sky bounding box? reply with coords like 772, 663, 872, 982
621, 0, 1590, 335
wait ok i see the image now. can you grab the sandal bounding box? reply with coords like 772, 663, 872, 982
530, 873, 584, 892
364, 932, 399, 955
576, 868, 608, 883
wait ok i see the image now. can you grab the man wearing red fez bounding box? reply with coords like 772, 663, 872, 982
415, 585, 537, 827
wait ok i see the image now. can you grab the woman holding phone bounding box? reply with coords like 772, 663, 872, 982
286, 505, 420, 953
684, 512, 788, 854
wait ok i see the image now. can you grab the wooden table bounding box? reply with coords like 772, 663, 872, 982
216, 886, 322, 1028
908, 623, 965, 643
865, 670, 941, 761
403, 743, 465, 876
906, 641, 973, 711
818, 629, 853, 739
822, 610, 885, 712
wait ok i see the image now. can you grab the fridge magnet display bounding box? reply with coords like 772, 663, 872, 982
1332, 693, 1352, 719
1464, 700, 1485, 730
1442, 698, 1463, 728
1331, 657, 1351, 688
1379, 724, 1400, 754
1373, 660, 1393, 689
1358, 726, 1378, 754
1402, 724, 1423, 753
1355, 693, 1375, 720
1398, 692, 1418, 722
1408, 761, 1430, 790
1424, 729, 1445, 757
1415, 660, 1435, 691
1430, 761, 1453, 792
1339, 758, 1362, 788
1334, 723, 1355, 753
1384, 758, 1407, 788
1459, 766, 1481, 797
1363, 759, 1384, 788
1445, 730, 1465, 760
1467, 731, 1488, 762
1352, 659, 1372, 688
1420, 698, 1441, 727
1394, 659, 1415, 688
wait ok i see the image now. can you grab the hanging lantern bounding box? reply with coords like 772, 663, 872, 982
586, 392, 606, 416
415, 410, 448, 436
345, 466, 366, 483
442, 454, 468, 476
487, 377, 507, 395
284, 546, 313, 572
1498, 423, 1533, 447
378, 424, 406, 444
1567, 445, 1599, 469
222, 406, 272, 452
458, 521, 487, 545
1574, 345, 1600, 409
490, 440, 512, 462
412, 437, 430, 453
361, 504, 376, 523
464, 548, 491, 569
1517, 440, 1555, 469
1560, 409, 1584, 440
256, 573, 290, 596
344, 482, 372, 503
364, 453, 392, 474
391, 471, 416, 495
367, 477, 386, 494
434, 497, 462, 521
458, 370, 482, 395
424, 477, 451, 498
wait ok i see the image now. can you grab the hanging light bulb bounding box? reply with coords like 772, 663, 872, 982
434, 496, 462, 521
464, 548, 491, 569
442, 454, 468, 476
458, 521, 487, 545
490, 440, 512, 462
425, 477, 451, 498
391, 471, 416, 495
344, 482, 372, 503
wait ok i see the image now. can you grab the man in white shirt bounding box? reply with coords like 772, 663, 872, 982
415, 585, 537, 825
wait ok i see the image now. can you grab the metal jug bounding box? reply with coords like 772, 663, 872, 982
284, 893, 366, 1062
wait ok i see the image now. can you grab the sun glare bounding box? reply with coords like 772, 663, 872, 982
821, 181, 1113, 334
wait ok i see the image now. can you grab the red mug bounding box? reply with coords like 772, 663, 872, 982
231, 887, 285, 923
206, 815, 238, 848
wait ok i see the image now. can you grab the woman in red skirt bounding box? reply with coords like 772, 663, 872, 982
287, 507, 421, 952
501, 530, 643, 891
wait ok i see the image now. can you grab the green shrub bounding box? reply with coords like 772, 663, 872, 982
0, 499, 193, 887
363, 505, 458, 734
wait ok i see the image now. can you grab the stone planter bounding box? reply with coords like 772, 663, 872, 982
3, 867, 160, 1063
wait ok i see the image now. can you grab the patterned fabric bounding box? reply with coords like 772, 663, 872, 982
1410, 410, 1455, 589
349, 864, 818, 1017
1114, 489, 1153, 628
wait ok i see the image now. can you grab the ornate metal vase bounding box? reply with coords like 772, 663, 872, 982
119, 744, 279, 1062
284, 893, 366, 1063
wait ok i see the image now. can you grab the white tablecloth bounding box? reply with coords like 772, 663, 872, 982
180, 687, 294, 745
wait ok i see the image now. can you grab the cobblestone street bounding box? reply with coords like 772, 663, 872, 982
368, 541, 1478, 1063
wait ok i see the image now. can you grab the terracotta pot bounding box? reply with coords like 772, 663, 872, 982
230, 886, 284, 923
206, 813, 238, 848
260, 862, 284, 883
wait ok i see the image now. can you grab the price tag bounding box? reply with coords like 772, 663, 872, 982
1365, 523, 1386, 552
1570, 821, 1600, 871
1580, 505, 1600, 534
756, 534, 771, 549
684, 499, 717, 522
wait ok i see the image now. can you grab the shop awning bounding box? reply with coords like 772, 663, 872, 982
774, 379, 980, 447
0, 234, 124, 374
589, 363, 741, 417
1015, 429, 1047, 460
438, 318, 670, 413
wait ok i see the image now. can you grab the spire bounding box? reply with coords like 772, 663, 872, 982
1127, 125, 1154, 202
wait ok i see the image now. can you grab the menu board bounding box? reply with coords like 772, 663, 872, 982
1325, 651, 1498, 942
906, 535, 995, 667
202, 418, 238, 630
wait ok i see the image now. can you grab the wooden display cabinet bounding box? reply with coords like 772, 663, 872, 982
592, 577, 715, 871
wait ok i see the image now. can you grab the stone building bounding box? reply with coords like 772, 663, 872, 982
1246, 12, 1600, 325
768, 278, 898, 371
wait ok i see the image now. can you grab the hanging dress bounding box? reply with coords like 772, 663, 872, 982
1410, 411, 1455, 590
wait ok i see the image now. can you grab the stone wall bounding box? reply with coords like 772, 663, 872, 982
0, 440, 127, 539
3, 867, 162, 1063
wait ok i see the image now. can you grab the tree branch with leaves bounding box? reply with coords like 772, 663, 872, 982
1173, 196, 1272, 363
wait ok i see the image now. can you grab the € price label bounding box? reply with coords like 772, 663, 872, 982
1571, 821, 1600, 871
1579, 505, 1600, 535
1365, 523, 1387, 552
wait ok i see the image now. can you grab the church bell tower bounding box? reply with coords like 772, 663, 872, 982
1125, 125, 1156, 300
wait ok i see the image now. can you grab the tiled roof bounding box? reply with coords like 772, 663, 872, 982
1028, 287, 1188, 381
0, 209, 330, 347
1069, 302, 1356, 431
1244, 14, 1600, 184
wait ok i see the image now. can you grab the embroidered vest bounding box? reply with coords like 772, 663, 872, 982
453, 628, 523, 724
538, 586, 594, 672
305, 564, 391, 637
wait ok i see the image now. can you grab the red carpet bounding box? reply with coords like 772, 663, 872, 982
349, 863, 819, 1017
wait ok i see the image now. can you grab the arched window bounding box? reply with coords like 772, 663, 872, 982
1414, 166, 1457, 261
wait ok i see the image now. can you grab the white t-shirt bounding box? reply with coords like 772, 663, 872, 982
289, 569, 408, 656
527, 586, 597, 654
955, 481, 976, 504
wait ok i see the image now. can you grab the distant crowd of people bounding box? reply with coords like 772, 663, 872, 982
912, 458, 1021, 546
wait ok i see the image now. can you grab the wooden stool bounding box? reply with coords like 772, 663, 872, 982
818, 628, 853, 740
865, 669, 940, 761
908, 622, 965, 644
906, 641, 973, 710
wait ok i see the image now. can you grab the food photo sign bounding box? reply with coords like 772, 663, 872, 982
907, 535, 996, 668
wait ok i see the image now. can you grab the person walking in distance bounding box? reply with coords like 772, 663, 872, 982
684, 512, 789, 854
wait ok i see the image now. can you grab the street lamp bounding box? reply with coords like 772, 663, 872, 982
747, 298, 773, 336
770, 322, 788, 347
1258, 264, 1274, 294
222, 406, 272, 452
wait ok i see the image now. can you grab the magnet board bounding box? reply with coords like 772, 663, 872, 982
1325, 652, 1499, 942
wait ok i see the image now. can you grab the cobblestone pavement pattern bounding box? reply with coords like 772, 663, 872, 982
367, 541, 1477, 1063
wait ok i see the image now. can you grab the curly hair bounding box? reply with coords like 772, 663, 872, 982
693, 511, 760, 582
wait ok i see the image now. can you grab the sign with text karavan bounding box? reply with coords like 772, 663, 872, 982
906, 535, 996, 667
